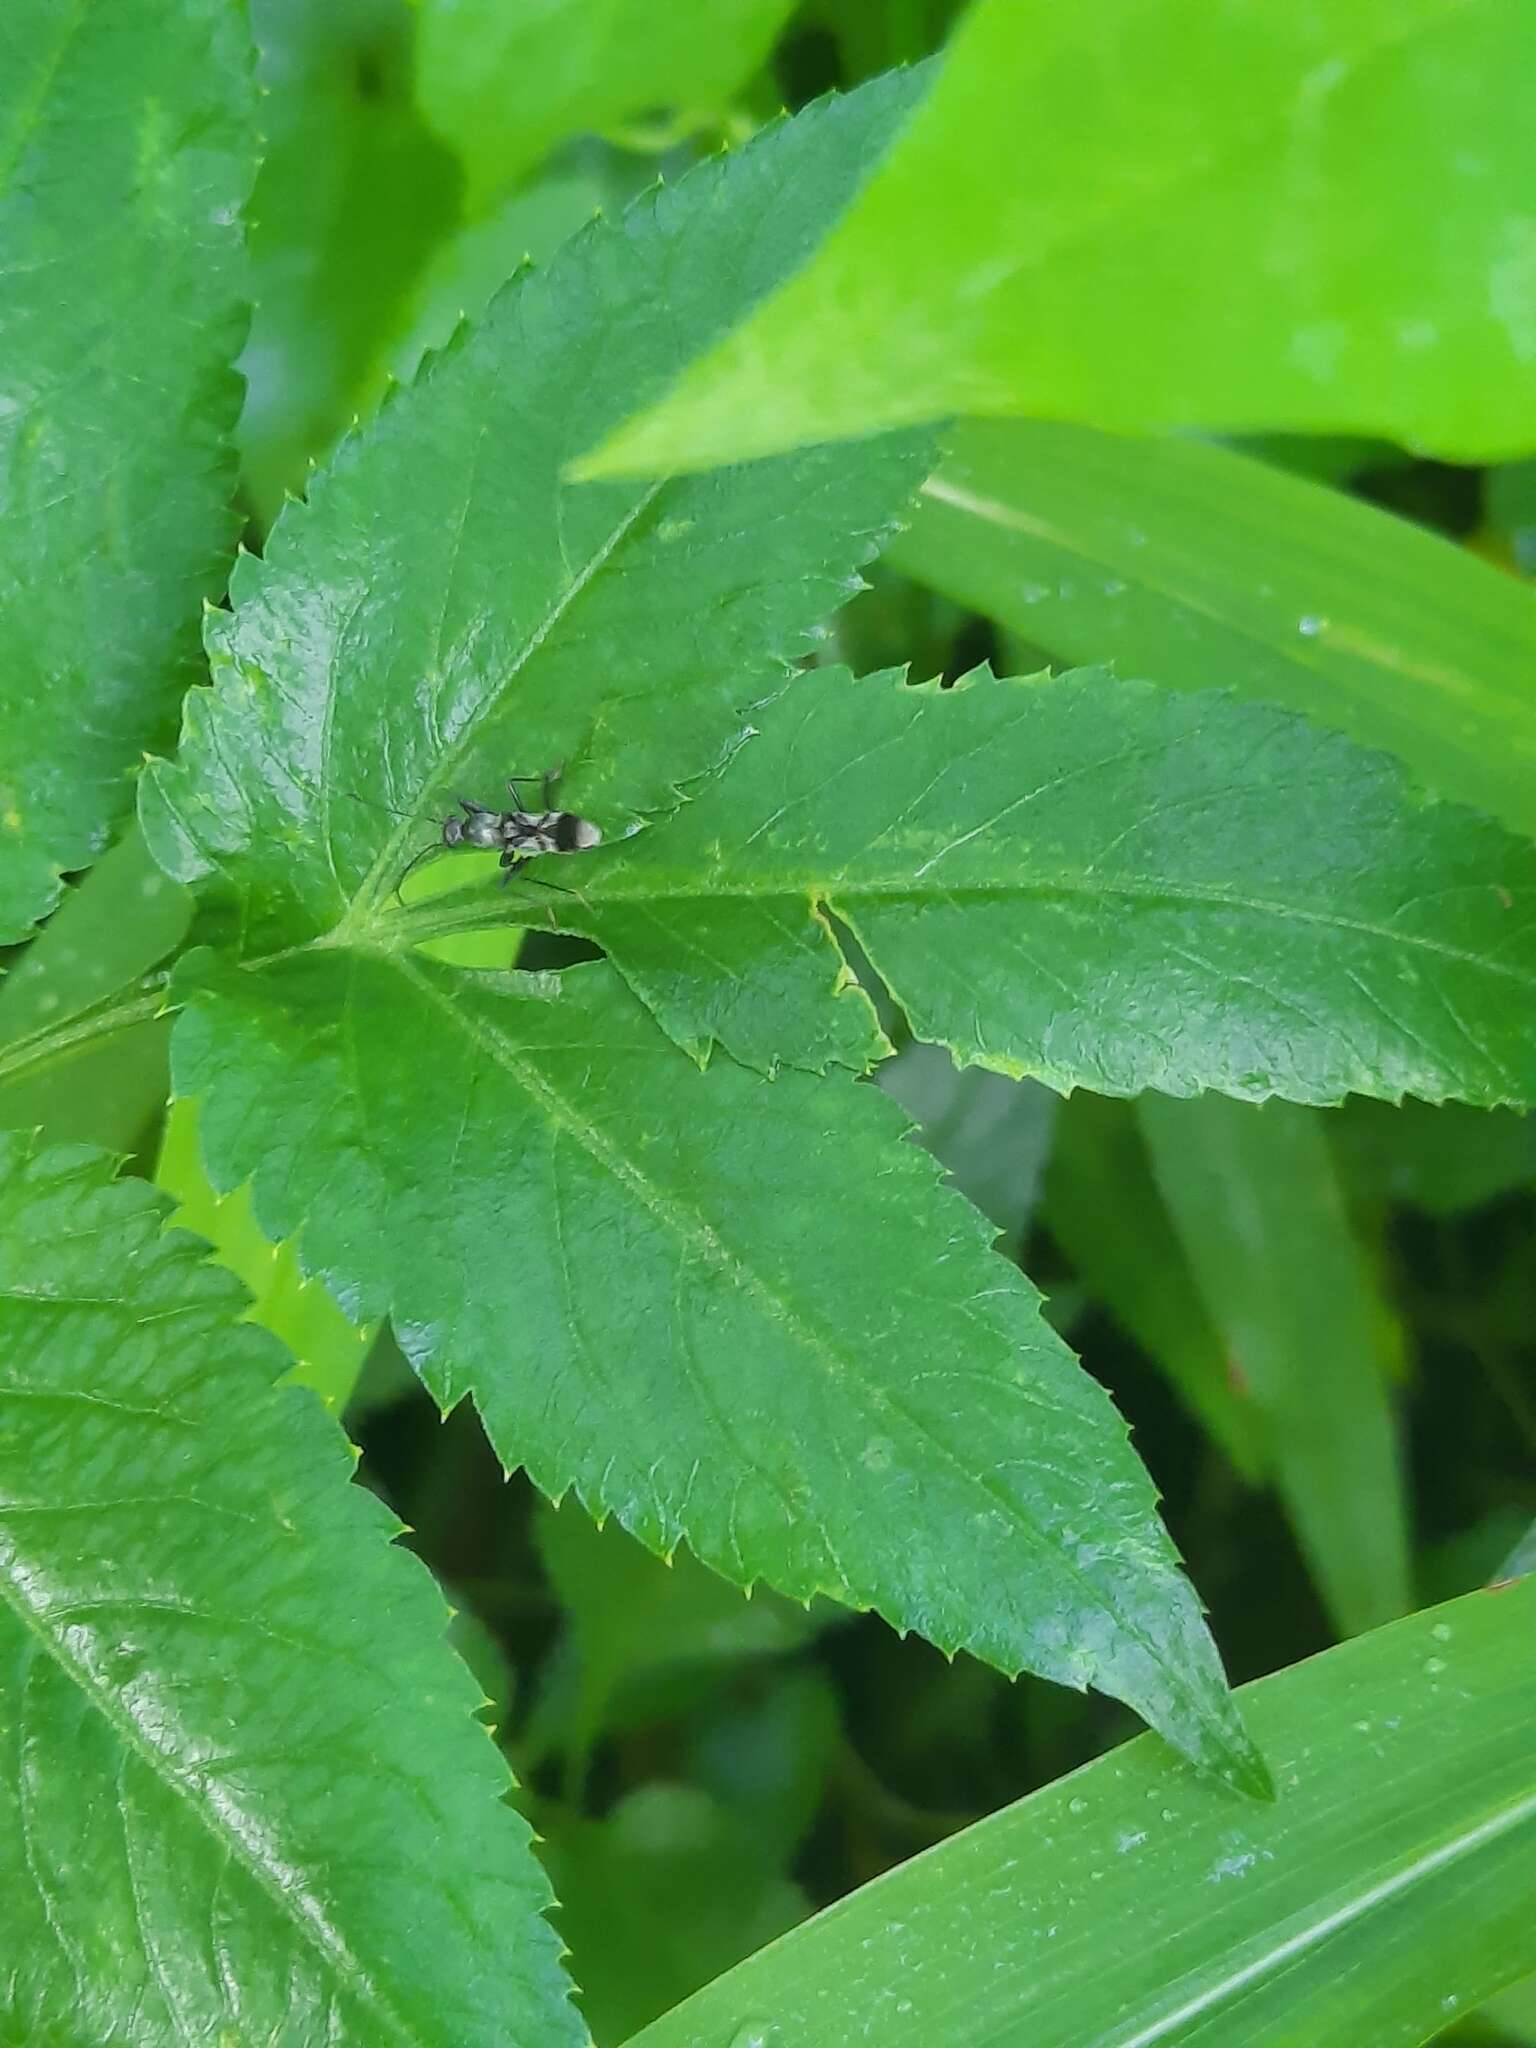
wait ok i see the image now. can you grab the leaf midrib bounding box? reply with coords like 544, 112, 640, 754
336, 473, 668, 924
397, 870, 1536, 996
397, 953, 1238, 1756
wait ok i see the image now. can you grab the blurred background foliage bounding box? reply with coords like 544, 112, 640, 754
3, 2, 1529, 2040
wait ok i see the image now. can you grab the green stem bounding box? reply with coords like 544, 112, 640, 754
324, 884, 555, 957
0, 985, 166, 1090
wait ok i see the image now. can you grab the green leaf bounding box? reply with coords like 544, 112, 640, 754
169, 946, 1265, 1791
0, 827, 191, 1046
0, 824, 191, 1151
1474, 1976, 1536, 2046
1139, 1096, 1411, 1637
1042, 1093, 1262, 1478
1487, 460, 1536, 576
1499, 1522, 1536, 1582
621, 1578, 1536, 2048
685, 1667, 841, 1865
545, 664, 1536, 1107
802, 0, 968, 78
416, 0, 802, 209
0, 0, 254, 943
0, 1131, 577, 2046
156, 1096, 373, 1412
529, 1494, 818, 1770
381, 170, 605, 392
238, 0, 461, 522
877, 1043, 1057, 1243
582, 0, 1536, 475
1336, 1099, 1536, 1216
140, 70, 934, 958
888, 420, 1536, 841
543, 1785, 806, 2046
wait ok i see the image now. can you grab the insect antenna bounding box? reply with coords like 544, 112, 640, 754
343, 788, 438, 825
343, 790, 446, 904
391, 841, 446, 902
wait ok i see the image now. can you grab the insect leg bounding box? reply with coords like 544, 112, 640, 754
505, 764, 564, 810
499, 849, 571, 895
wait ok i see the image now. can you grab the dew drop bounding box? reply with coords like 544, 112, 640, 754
1424, 1656, 1446, 1676
1019, 581, 1050, 604
728, 2025, 775, 2048
1067, 1795, 1088, 1816
1296, 613, 1328, 637
1430, 1622, 1453, 1643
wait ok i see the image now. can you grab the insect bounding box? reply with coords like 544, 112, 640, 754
353, 770, 602, 900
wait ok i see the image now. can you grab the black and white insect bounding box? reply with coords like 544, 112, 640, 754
356, 770, 602, 899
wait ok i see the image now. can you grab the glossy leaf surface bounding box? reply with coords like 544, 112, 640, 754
549, 665, 1536, 1107
140, 69, 932, 958
0, 0, 253, 942
417, 0, 801, 207
1140, 1096, 1410, 1637
625, 1580, 1536, 2048
0, 1132, 577, 2047
584, 0, 1536, 474
171, 948, 1262, 1789
892, 420, 1536, 840
134, 72, 1261, 1788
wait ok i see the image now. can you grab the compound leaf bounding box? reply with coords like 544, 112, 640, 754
136, 73, 1262, 1793
170, 948, 1266, 1793
0, 1131, 577, 2048
583, 0, 1536, 475
0, 0, 254, 942
548, 665, 1536, 1107
891, 419, 1536, 841
140, 68, 933, 959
